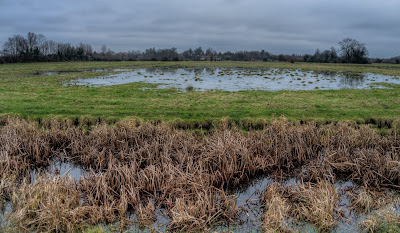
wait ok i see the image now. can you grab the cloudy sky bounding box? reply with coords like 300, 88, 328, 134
1, 0, 399, 58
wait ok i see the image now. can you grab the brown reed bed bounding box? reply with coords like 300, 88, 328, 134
8, 173, 99, 233
0, 117, 400, 232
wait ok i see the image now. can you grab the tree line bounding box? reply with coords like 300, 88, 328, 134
1, 32, 398, 64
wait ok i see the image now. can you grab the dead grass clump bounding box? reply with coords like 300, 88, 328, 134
289, 181, 340, 231
167, 189, 240, 232
8, 174, 98, 233
348, 149, 400, 188
261, 183, 291, 233
299, 152, 335, 183
78, 166, 134, 223
347, 186, 400, 214
262, 180, 340, 232
136, 200, 157, 228
202, 129, 255, 187
248, 119, 322, 176
0, 117, 52, 168
0, 151, 30, 207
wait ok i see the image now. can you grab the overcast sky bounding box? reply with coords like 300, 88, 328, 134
1, 0, 399, 58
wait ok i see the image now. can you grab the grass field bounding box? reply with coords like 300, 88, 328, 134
1, 61, 400, 232
0, 61, 399, 126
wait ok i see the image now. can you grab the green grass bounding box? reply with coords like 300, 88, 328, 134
376, 224, 400, 233
0, 61, 399, 124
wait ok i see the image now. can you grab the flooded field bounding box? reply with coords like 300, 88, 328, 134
66, 67, 400, 91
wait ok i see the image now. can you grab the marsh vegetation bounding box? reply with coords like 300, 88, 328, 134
1, 117, 400, 232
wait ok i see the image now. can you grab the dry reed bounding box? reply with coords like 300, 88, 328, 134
261, 180, 340, 232
1, 117, 400, 231
347, 186, 400, 214
8, 173, 100, 233
261, 183, 291, 233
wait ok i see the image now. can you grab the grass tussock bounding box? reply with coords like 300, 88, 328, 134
347, 186, 400, 214
261, 183, 291, 233
167, 189, 239, 232
136, 200, 156, 228
9, 174, 99, 233
262, 180, 340, 232
0, 117, 400, 231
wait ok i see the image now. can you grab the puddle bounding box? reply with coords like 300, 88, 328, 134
66, 68, 400, 91
232, 177, 274, 231
0, 202, 11, 228
35, 68, 132, 76
29, 159, 83, 184
127, 208, 170, 232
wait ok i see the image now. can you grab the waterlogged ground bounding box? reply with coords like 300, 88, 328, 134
2, 161, 397, 233
65, 67, 400, 91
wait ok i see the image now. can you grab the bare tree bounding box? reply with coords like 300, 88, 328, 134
339, 38, 369, 64
101, 45, 107, 55
2, 36, 18, 59
27, 32, 38, 53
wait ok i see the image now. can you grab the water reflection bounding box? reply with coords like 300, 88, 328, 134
67, 68, 400, 91
29, 159, 83, 184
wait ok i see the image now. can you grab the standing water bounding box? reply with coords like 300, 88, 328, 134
66, 68, 400, 91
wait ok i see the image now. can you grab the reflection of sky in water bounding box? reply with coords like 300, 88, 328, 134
29, 160, 83, 184
67, 68, 400, 91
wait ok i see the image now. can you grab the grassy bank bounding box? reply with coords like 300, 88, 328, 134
0, 61, 399, 125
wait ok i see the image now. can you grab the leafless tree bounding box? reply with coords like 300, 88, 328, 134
339, 38, 369, 63
101, 45, 107, 55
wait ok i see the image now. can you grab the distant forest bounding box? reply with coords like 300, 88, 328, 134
1, 32, 399, 64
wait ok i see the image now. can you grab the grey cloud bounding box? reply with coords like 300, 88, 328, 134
0, 0, 399, 57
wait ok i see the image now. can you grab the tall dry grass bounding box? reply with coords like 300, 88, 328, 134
261, 180, 340, 232
9, 174, 100, 233
261, 183, 291, 233
1, 117, 400, 231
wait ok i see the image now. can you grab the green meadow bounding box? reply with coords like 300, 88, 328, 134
0, 61, 399, 125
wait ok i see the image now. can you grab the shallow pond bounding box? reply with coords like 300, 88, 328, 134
66, 68, 400, 91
